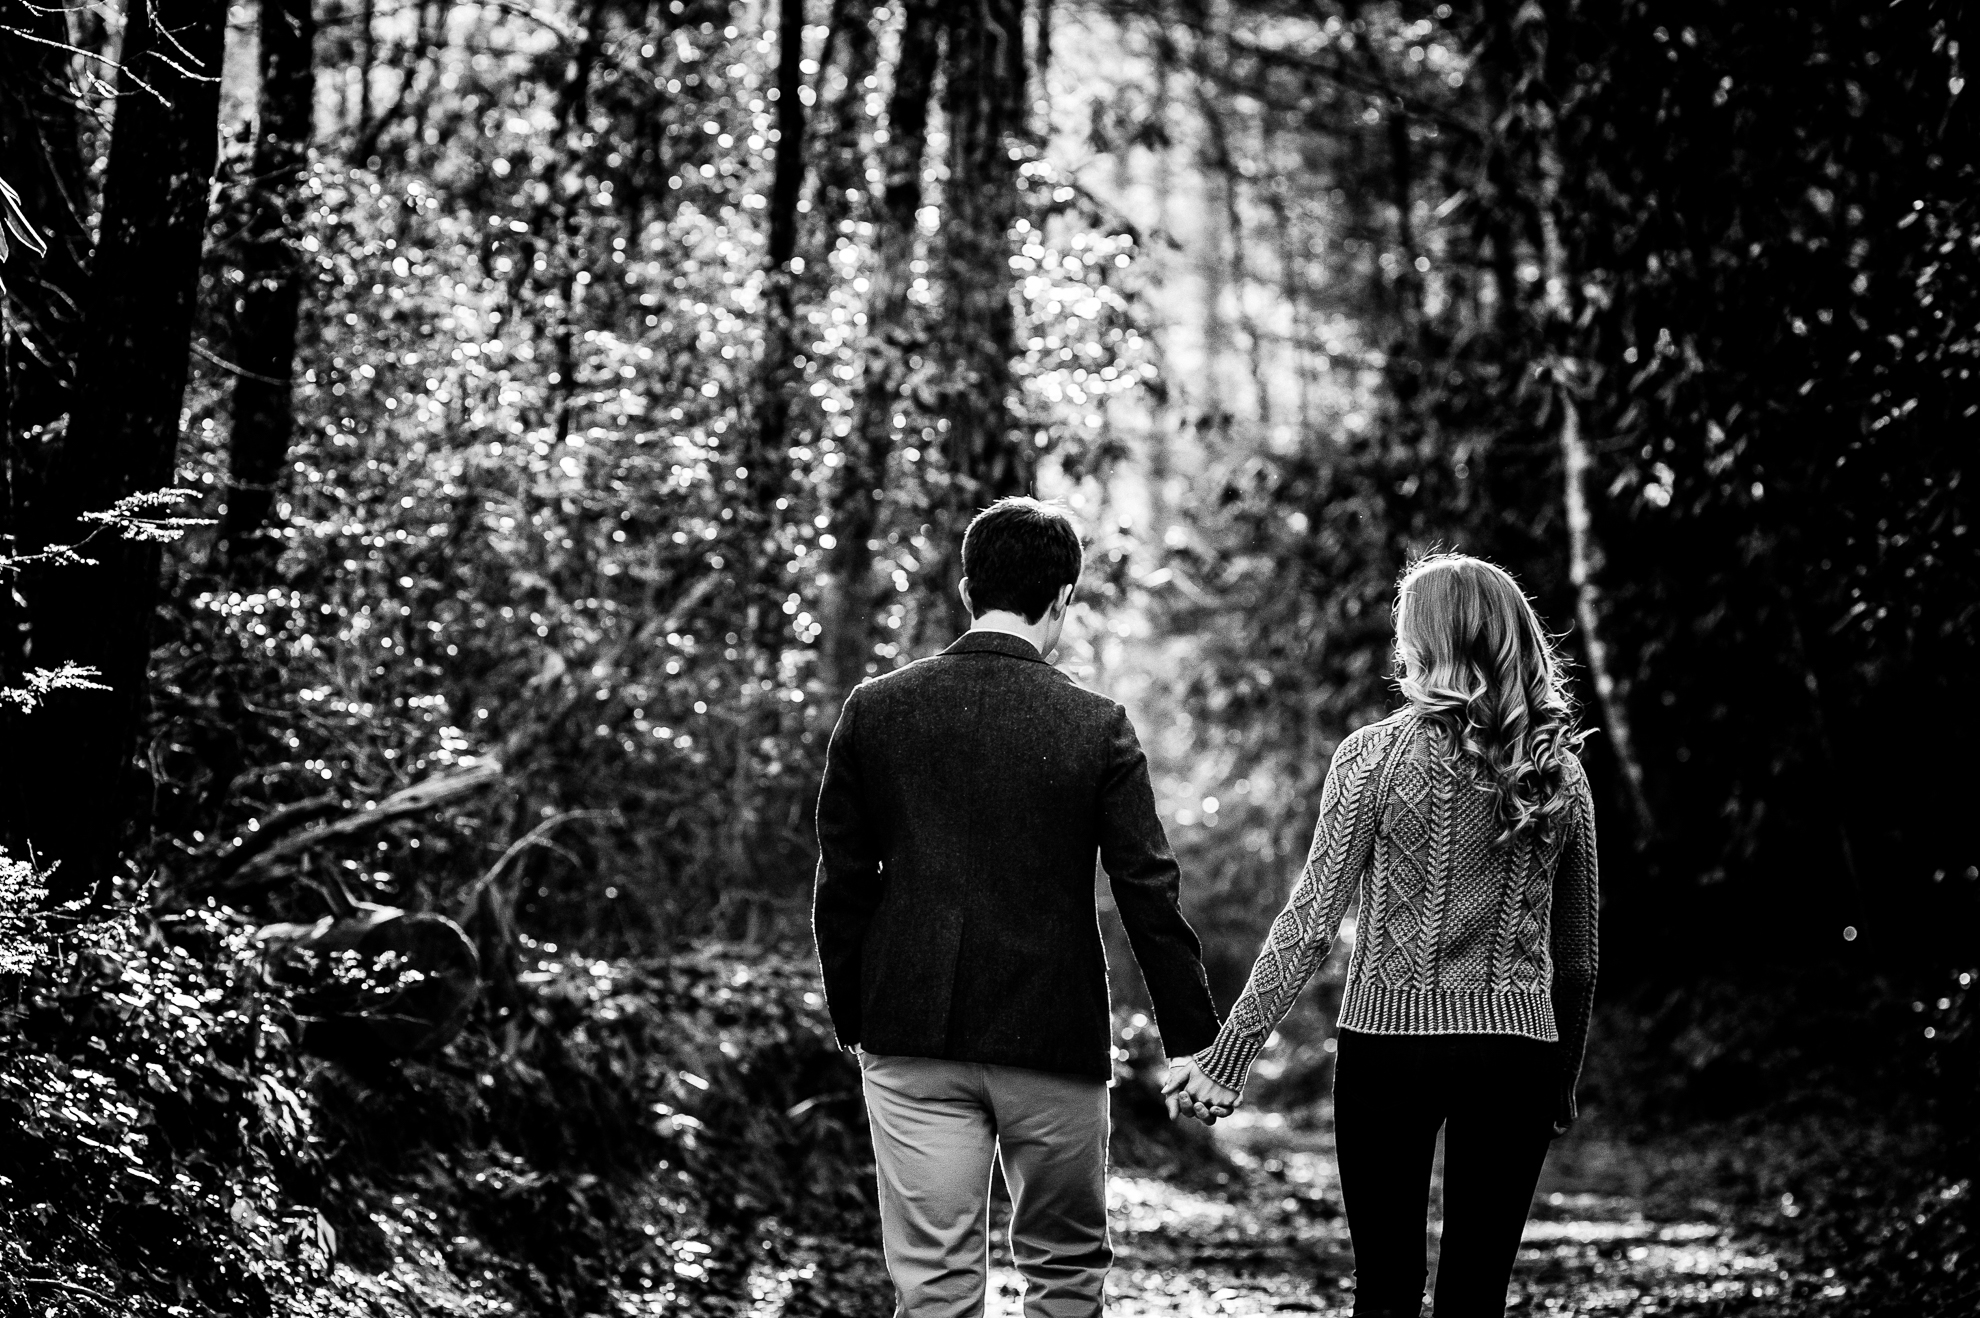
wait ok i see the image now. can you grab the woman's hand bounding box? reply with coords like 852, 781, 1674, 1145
1161, 1058, 1240, 1125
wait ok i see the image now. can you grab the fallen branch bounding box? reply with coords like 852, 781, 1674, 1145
22, 1277, 115, 1308
197, 791, 342, 885
190, 337, 288, 383
198, 759, 506, 897
178, 573, 717, 904
453, 808, 616, 918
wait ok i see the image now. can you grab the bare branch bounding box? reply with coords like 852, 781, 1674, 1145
200, 760, 507, 896
192, 337, 288, 383
452, 809, 616, 917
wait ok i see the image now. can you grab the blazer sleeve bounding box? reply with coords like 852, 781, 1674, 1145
1097, 704, 1221, 1059
1193, 720, 1391, 1094
1549, 762, 1600, 1131
812, 686, 883, 1051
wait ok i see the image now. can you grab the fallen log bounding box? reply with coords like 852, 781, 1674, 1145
191, 758, 505, 899
257, 904, 480, 1058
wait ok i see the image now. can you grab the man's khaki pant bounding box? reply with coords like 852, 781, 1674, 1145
859, 1052, 1113, 1318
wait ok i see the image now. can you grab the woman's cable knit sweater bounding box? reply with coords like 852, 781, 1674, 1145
1195, 708, 1599, 1125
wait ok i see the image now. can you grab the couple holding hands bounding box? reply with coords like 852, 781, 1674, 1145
813, 497, 1598, 1318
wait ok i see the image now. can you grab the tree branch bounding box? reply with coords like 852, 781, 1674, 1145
194, 760, 505, 897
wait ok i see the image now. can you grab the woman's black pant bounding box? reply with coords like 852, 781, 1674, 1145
1332, 1029, 1558, 1318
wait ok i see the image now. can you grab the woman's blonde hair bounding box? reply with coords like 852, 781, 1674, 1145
1393, 552, 1581, 847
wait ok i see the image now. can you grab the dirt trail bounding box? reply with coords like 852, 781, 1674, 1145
964, 1115, 1832, 1318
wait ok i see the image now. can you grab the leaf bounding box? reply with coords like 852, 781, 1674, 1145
0, 174, 48, 261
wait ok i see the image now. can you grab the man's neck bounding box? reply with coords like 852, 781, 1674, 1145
968, 611, 1051, 656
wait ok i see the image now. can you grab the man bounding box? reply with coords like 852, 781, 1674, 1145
812, 496, 1221, 1318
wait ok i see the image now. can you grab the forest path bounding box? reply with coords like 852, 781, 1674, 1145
969, 1117, 1833, 1318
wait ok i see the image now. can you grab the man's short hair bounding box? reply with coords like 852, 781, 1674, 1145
961, 497, 1083, 622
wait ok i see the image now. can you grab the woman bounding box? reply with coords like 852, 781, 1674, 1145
1165, 552, 1599, 1317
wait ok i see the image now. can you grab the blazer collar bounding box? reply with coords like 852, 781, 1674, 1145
943, 630, 1051, 664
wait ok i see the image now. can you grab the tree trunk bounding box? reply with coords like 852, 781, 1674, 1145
0, 0, 91, 446
804, 0, 878, 268
0, 310, 14, 864
819, 0, 937, 703
1777, 587, 1861, 911
1384, 100, 1424, 330
0, 1, 94, 858
24, 0, 228, 900
1556, 379, 1656, 841
764, 0, 809, 273
356, 0, 376, 147
352, 0, 439, 170
1503, 0, 1658, 843
1034, 0, 1051, 113
934, 0, 1029, 639
742, 0, 810, 654
1193, 75, 1270, 429
221, 0, 319, 576
1183, 24, 1236, 434
542, 0, 605, 449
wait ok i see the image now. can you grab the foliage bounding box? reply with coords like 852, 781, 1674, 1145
0, 0, 1973, 1309
134, 4, 1159, 950
1074, 0, 1980, 983
0, 485, 207, 713
295, 947, 880, 1315
0, 852, 45, 975
1545, 0, 1979, 957
0, 878, 886, 1316
0, 893, 329, 1315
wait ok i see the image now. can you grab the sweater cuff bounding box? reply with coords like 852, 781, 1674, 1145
1193, 1028, 1265, 1096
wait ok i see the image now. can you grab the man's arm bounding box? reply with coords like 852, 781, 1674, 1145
1098, 704, 1221, 1059
812, 687, 884, 1051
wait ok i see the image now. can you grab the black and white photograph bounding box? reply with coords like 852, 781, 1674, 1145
0, 0, 1972, 1313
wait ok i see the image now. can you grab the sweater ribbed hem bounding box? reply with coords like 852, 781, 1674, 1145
1338, 984, 1559, 1041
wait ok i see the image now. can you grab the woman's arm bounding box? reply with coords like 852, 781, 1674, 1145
1548, 763, 1600, 1132
1192, 719, 1397, 1095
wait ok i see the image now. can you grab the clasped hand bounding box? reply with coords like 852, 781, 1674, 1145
1162, 1058, 1239, 1125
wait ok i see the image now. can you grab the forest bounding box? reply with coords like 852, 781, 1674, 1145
0, 0, 1974, 1313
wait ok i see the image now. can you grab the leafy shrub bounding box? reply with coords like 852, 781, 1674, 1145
0, 862, 881, 1318
0, 894, 330, 1315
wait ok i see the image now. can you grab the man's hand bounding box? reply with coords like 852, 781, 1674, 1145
1161, 1057, 1239, 1125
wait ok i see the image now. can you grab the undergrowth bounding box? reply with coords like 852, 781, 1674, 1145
0, 880, 1224, 1317
1571, 967, 1979, 1318
0, 878, 881, 1316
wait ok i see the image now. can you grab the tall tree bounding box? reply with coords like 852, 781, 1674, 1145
0, 2, 93, 859
220, 0, 320, 574
742, 0, 810, 653
933, 0, 1029, 637
820, 0, 938, 702
1487, 0, 1657, 842
0, 2, 90, 449
24, 0, 228, 899
804, 0, 879, 263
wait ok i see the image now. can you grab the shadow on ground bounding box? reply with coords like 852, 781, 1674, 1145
742, 1113, 1879, 1318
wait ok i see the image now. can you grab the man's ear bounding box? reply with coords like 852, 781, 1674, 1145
958, 577, 975, 618
1052, 583, 1076, 617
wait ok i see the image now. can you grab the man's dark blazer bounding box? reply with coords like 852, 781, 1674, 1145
811, 630, 1220, 1080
